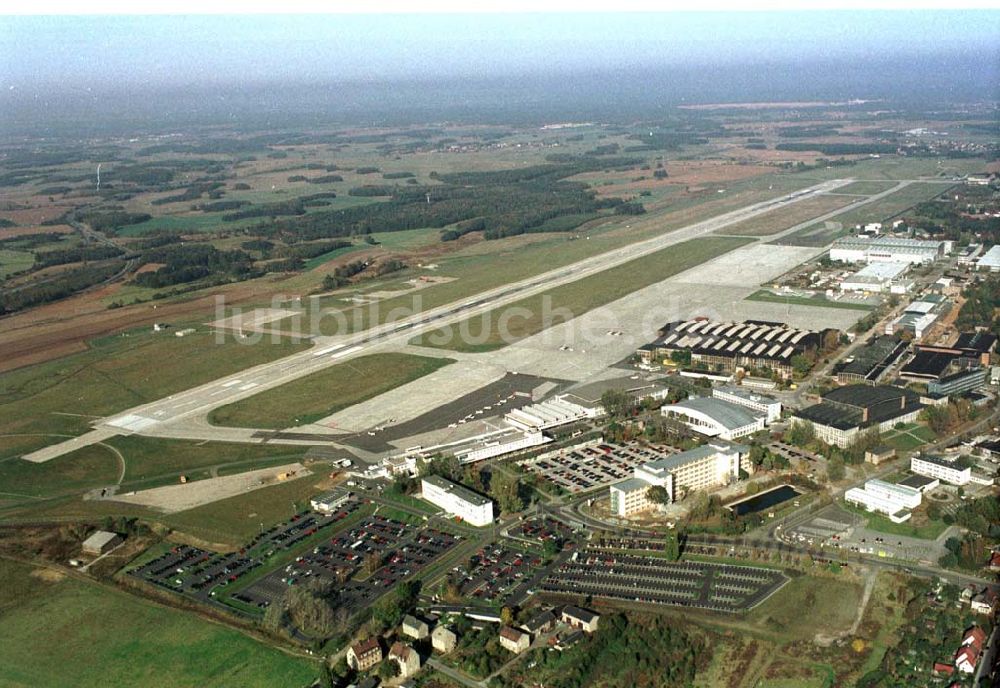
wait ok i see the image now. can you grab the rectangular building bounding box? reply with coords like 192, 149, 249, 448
792, 384, 923, 448
310, 487, 351, 514
845, 479, 921, 523
609, 441, 752, 517
420, 475, 495, 526
712, 386, 782, 423
830, 236, 945, 265
911, 455, 972, 486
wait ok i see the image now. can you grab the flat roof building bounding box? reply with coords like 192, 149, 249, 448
609, 441, 752, 516
420, 475, 495, 526
310, 487, 351, 514
82, 530, 122, 556
845, 479, 921, 523
712, 386, 782, 423
911, 455, 972, 486
976, 244, 1000, 272
839, 261, 910, 293
830, 236, 945, 265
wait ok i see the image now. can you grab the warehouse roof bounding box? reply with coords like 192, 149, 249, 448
823, 384, 919, 409
977, 244, 1000, 270
82, 530, 120, 551
955, 331, 998, 354
668, 397, 762, 431
900, 350, 957, 379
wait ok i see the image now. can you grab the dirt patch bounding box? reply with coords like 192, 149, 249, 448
29, 567, 67, 583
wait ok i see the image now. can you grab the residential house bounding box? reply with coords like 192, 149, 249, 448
970, 588, 998, 616
388, 642, 421, 678
498, 626, 531, 654
431, 625, 457, 654
561, 606, 600, 633
401, 614, 430, 640
347, 638, 383, 672
520, 609, 557, 636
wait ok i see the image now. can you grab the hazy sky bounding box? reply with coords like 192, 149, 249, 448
3, 11, 998, 88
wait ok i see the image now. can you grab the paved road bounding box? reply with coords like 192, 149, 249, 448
25, 179, 859, 463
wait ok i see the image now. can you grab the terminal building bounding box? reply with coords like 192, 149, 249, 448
845, 479, 922, 523
454, 430, 550, 464
829, 236, 945, 265
662, 396, 766, 440
637, 319, 836, 380
609, 441, 752, 517
712, 385, 781, 422
791, 384, 923, 448
911, 455, 972, 486
420, 475, 495, 526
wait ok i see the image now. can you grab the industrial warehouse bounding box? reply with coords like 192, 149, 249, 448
609, 441, 752, 517
637, 319, 837, 379
829, 236, 947, 264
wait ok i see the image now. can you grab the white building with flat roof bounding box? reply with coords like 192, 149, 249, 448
839, 261, 910, 293
310, 487, 351, 513
609, 441, 752, 517
977, 244, 1000, 272
911, 455, 972, 486
504, 396, 600, 432
845, 479, 921, 523
712, 386, 781, 423
420, 475, 495, 526
830, 236, 944, 265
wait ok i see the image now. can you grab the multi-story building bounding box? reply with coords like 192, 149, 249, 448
845, 479, 922, 523
420, 475, 495, 526
927, 367, 988, 397
791, 385, 923, 448
712, 386, 782, 423
609, 441, 752, 516
347, 638, 382, 672
911, 455, 972, 486
498, 626, 531, 654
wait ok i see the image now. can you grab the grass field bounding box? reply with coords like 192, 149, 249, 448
747, 574, 862, 640
714, 194, 857, 237
881, 422, 936, 453
841, 500, 948, 539
833, 181, 897, 195
0, 249, 34, 278
208, 352, 453, 429
410, 235, 752, 352
160, 473, 327, 547
0, 558, 318, 688
775, 182, 954, 247
746, 289, 874, 311
0, 329, 309, 461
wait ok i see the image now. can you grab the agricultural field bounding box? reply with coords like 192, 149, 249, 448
0, 558, 319, 688
833, 181, 898, 196
411, 235, 752, 352
208, 353, 454, 429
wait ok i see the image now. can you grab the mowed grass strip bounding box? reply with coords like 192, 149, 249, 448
410, 236, 753, 353
746, 289, 874, 311
208, 353, 454, 429
833, 181, 898, 196
0, 559, 319, 688
0, 329, 309, 461
713, 194, 857, 237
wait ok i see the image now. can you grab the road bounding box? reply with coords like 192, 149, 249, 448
25, 178, 868, 463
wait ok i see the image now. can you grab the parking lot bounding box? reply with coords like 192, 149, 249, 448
521, 441, 680, 494
130, 501, 364, 607
512, 516, 577, 548
234, 514, 460, 615
782, 503, 949, 564
541, 549, 788, 613
448, 544, 545, 606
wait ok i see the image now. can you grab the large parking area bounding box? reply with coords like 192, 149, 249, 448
234, 515, 459, 615
541, 549, 788, 613
130, 502, 363, 607
521, 441, 679, 494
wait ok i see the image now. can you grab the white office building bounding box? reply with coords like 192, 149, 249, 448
420, 475, 495, 526
609, 441, 752, 517
310, 487, 351, 513
712, 386, 782, 423
845, 479, 922, 523
910, 455, 972, 486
